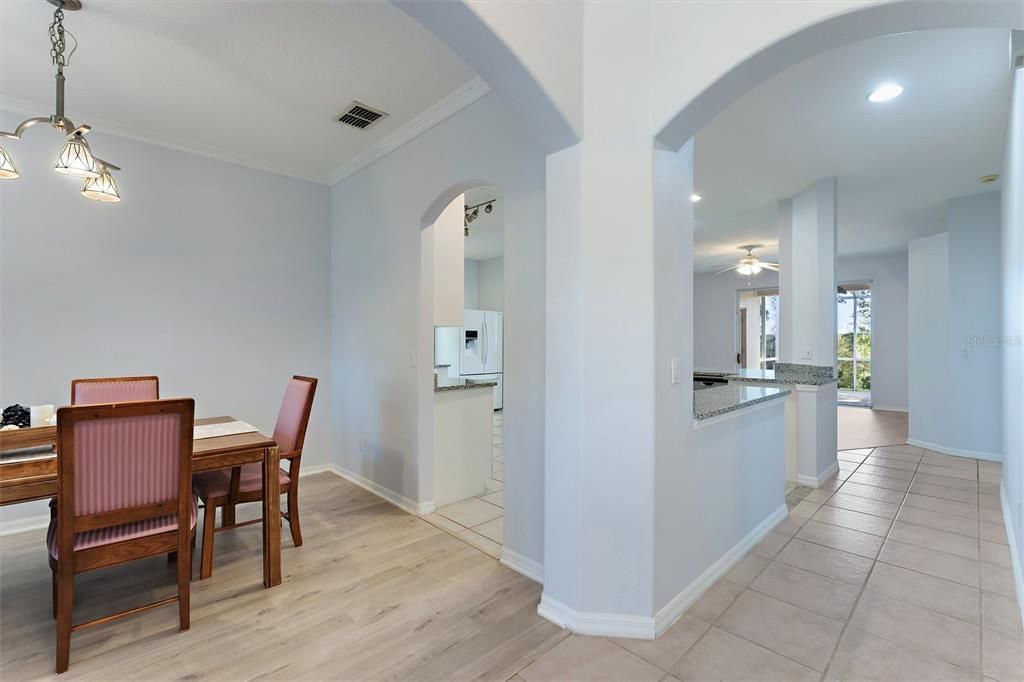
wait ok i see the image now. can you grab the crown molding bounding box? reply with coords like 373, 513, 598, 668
2, 77, 490, 187
327, 76, 490, 186
0, 96, 329, 184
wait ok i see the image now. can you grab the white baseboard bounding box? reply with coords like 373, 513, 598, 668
906, 438, 1002, 462
328, 464, 433, 515
501, 547, 544, 584
871, 405, 908, 413
537, 594, 657, 639
798, 461, 839, 488
536, 503, 789, 640
1000, 481, 1024, 627
652, 503, 788, 636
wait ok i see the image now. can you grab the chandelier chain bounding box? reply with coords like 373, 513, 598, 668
49, 8, 66, 67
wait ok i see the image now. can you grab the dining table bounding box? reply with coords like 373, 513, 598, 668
0, 416, 282, 588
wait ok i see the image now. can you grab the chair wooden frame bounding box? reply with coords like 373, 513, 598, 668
71, 375, 160, 405
50, 398, 195, 674
197, 376, 316, 580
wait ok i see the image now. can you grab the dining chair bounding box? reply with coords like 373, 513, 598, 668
71, 375, 160, 404
49, 398, 196, 674
192, 375, 317, 580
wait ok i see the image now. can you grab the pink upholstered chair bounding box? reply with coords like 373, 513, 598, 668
71, 376, 159, 405
50, 398, 196, 674
192, 375, 317, 579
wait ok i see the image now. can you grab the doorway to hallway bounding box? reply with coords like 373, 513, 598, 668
837, 283, 872, 407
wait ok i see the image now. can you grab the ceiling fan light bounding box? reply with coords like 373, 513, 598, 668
0, 146, 19, 179
737, 264, 754, 276
749, 262, 762, 274
81, 168, 121, 202
55, 138, 101, 179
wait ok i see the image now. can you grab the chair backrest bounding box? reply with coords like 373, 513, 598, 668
71, 376, 160, 405
54, 399, 194, 554
272, 376, 317, 457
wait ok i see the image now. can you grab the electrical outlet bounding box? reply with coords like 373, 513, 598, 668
799, 347, 812, 361
358, 435, 365, 453
670, 357, 681, 384
961, 348, 970, 359
408, 351, 417, 367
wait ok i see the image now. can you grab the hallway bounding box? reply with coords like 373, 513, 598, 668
517, 444, 1021, 681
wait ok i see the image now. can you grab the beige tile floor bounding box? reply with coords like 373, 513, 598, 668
424, 411, 505, 558
515, 443, 1023, 682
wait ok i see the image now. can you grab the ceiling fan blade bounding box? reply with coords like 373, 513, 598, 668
760, 262, 780, 271
714, 265, 740, 275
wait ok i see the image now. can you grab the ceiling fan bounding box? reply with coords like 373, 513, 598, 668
713, 245, 780, 276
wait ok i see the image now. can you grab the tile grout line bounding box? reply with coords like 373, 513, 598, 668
820, 446, 916, 681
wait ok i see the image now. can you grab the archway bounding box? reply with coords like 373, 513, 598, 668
418, 181, 518, 563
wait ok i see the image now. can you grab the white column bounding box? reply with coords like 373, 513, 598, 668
778, 177, 838, 366
778, 178, 839, 486
541, 2, 657, 633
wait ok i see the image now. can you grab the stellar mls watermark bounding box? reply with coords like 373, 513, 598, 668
966, 335, 1022, 347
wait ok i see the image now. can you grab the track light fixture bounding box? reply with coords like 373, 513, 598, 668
0, 0, 121, 202
463, 199, 496, 236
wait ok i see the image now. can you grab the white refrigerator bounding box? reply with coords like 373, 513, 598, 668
460, 309, 503, 410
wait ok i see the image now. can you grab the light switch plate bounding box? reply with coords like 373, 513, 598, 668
670, 357, 681, 384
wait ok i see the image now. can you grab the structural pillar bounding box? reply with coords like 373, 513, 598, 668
778, 178, 840, 485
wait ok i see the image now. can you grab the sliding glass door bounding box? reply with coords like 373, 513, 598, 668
837, 283, 871, 406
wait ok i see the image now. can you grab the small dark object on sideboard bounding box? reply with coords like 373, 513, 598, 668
1, 404, 31, 429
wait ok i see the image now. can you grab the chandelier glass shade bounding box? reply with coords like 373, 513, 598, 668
0, 147, 19, 179
81, 167, 121, 202
0, 1, 121, 203
54, 137, 101, 178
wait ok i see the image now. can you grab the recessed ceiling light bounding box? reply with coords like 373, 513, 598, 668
980, 174, 999, 184
690, 193, 702, 203
867, 83, 903, 103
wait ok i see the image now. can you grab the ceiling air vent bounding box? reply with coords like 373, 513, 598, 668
337, 101, 389, 130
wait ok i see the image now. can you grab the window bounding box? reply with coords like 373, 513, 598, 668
837, 283, 871, 405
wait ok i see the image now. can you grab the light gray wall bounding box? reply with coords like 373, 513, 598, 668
1000, 54, 1023, 607
908, 192, 1003, 459
0, 119, 332, 529
330, 93, 547, 567
464, 259, 480, 309
477, 256, 504, 312
908, 232, 951, 450
693, 270, 778, 371
948, 191, 1003, 457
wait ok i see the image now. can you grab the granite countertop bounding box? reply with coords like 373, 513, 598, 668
728, 363, 836, 386
693, 383, 790, 421
434, 374, 498, 393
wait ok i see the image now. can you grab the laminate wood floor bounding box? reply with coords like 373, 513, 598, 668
837, 407, 908, 451
0, 473, 567, 680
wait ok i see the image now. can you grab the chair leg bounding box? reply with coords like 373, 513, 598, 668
51, 571, 57, 620
177, 537, 191, 631
222, 503, 235, 527
55, 570, 73, 674
286, 483, 302, 547
200, 503, 216, 580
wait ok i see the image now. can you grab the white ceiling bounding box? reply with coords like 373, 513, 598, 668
0, 1, 476, 183
694, 28, 1011, 273
464, 186, 503, 261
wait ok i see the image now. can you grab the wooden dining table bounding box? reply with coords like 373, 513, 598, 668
0, 416, 282, 588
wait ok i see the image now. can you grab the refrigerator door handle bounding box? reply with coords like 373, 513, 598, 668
482, 319, 488, 365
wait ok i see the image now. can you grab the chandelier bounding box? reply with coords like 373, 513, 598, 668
0, 0, 121, 202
